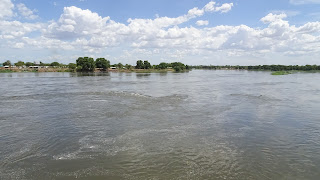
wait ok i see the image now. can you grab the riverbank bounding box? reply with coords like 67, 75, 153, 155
0, 67, 71, 73
0, 67, 176, 73
2, 67, 320, 74
108, 68, 175, 73
271, 71, 292, 75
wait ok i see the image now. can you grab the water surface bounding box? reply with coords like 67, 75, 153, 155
0, 70, 320, 179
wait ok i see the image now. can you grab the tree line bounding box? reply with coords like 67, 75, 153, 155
1, 60, 67, 67
1, 58, 189, 72
75, 57, 189, 72
6, 58, 318, 72
190, 65, 320, 71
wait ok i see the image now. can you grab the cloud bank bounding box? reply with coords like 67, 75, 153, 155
1, 0, 320, 65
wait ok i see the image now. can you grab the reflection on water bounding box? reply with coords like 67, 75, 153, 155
70, 72, 111, 77
0, 70, 320, 179
135, 73, 151, 78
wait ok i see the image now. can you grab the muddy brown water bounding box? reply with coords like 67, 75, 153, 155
1, 70, 320, 179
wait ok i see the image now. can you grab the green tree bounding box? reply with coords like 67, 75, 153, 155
68, 63, 77, 71
143, 61, 151, 69
25, 62, 34, 67
158, 62, 168, 69
14, 61, 25, 67
76, 57, 96, 72
136, 60, 144, 69
171, 62, 186, 72
125, 64, 132, 70
117, 63, 123, 69
50, 62, 60, 67
3, 60, 11, 66
95, 58, 110, 70
40, 61, 48, 66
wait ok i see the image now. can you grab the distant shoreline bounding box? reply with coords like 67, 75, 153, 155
0, 67, 175, 73
1, 67, 320, 74
0, 67, 71, 73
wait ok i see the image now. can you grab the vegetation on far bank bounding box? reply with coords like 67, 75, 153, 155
0, 69, 14, 73
271, 71, 292, 75
191, 65, 320, 71
0, 58, 189, 73
2, 59, 320, 74
75, 58, 189, 72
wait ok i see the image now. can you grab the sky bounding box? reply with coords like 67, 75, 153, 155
1, 0, 320, 65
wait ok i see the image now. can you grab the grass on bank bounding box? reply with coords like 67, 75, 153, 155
109, 68, 175, 73
0, 69, 14, 73
271, 71, 292, 75
129, 69, 174, 73
0, 68, 72, 73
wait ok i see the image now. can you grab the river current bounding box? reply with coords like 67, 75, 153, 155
0, 70, 320, 179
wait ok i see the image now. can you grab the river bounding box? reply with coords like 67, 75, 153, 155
0, 70, 320, 179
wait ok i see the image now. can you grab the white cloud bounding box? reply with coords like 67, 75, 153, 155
269, 10, 300, 17
196, 20, 209, 26
188, 7, 204, 17
0, 20, 43, 38
13, 42, 24, 48
290, 0, 320, 5
22, 36, 75, 50
204, 1, 216, 12
45, 6, 111, 39
16, 3, 38, 20
120, 12, 320, 60
2, 1, 320, 65
215, 3, 233, 13
296, 22, 320, 33
124, 1, 234, 35
0, 0, 14, 19
45, 1, 234, 41
204, 1, 233, 13
260, 13, 287, 23
42, 1, 234, 51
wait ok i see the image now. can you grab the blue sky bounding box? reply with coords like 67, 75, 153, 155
1, 0, 320, 65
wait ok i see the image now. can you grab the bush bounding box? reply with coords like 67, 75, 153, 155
76, 57, 95, 72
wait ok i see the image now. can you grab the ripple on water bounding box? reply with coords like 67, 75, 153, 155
2, 71, 320, 179
51, 121, 247, 179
